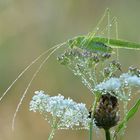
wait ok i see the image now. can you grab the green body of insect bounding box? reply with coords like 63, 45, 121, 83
67, 36, 140, 52
67, 36, 113, 54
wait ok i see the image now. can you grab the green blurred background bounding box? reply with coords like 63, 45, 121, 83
0, 0, 140, 140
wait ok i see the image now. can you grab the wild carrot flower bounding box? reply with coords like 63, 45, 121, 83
29, 91, 90, 129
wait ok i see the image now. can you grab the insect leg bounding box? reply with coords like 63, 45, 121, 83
101, 16, 120, 59
100, 13, 120, 60
107, 8, 111, 44
100, 17, 116, 35
80, 8, 110, 47
90, 8, 110, 38
115, 18, 119, 60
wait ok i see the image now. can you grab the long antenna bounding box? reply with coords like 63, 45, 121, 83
0, 46, 58, 102
12, 42, 66, 130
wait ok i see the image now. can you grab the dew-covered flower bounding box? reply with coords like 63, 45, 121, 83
29, 90, 50, 112
120, 73, 140, 87
94, 78, 121, 92
29, 91, 90, 129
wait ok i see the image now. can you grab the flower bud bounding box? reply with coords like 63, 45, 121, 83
110, 60, 122, 71
103, 67, 111, 77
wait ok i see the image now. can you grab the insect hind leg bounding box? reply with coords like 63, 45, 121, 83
99, 14, 120, 60
80, 8, 111, 48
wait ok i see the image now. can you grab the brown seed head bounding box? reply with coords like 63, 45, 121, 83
94, 93, 120, 130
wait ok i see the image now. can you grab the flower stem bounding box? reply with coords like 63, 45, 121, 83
105, 129, 111, 140
48, 128, 56, 140
89, 95, 99, 140
48, 117, 57, 140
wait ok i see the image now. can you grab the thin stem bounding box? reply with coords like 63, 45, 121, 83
105, 129, 111, 140
89, 95, 99, 140
48, 128, 56, 140
48, 117, 58, 140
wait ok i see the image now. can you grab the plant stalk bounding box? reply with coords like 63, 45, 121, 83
48, 128, 56, 140
48, 117, 58, 140
105, 129, 111, 140
89, 95, 99, 140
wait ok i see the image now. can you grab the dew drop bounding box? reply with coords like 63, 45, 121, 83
96, 27, 99, 30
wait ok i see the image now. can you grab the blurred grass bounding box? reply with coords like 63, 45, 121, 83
0, 0, 140, 140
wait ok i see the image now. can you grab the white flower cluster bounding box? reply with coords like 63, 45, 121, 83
120, 73, 140, 87
95, 78, 121, 92
94, 72, 140, 94
29, 91, 90, 129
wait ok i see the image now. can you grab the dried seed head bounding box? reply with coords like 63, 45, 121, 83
94, 93, 120, 130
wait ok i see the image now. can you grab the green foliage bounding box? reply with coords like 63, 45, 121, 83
114, 98, 140, 139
